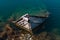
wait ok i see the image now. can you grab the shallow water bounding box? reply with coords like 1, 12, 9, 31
0, 0, 60, 39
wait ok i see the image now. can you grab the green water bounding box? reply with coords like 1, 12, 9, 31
0, 0, 47, 21
42, 0, 60, 40
0, 0, 60, 40
0, 0, 47, 30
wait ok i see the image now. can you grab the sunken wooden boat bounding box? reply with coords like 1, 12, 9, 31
11, 13, 49, 34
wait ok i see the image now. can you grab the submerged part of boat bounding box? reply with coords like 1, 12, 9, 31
12, 13, 49, 33
29, 16, 46, 29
